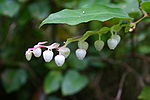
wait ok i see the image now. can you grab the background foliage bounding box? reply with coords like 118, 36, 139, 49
0, 0, 150, 100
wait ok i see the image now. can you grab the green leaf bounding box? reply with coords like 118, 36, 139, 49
0, 0, 20, 17
108, 0, 141, 18
62, 70, 88, 96
110, 0, 140, 13
64, 27, 110, 45
111, 23, 122, 33
40, 4, 131, 27
142, 0, 150, 2
141, 2, 150, 13
1, 69, 27, 93
138, 86, 150, 100
44, 71, 62, 94
28, 1, 50, 20
138, 45, 150, 54
77, 0, 110, 8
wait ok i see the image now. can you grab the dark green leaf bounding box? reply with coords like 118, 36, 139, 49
111, 24, 122, 33
77, 0, 110, 8
1, 69, 27, 93
138, 86, 150, 100
109, 0, 141, 18
62, 70, 88, 96
141, 2, 150, 13
44, 71, 62, 94
28, 1, 50, 20
112, 0, 140, 13
138, 45, 150, 54
0, 0, 20, 17
40, 4, 131, 27
142, 0, 150, 2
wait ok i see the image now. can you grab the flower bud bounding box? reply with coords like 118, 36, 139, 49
58, 47, 70, 58
25, 50, 32, 61
75, 49, 86, 60
55, 55, 65, 66
107, 38, 118, 50
43, 50, 53, 62
112, 35, 121, 44
129, 28, 133, 32
78, 41, 89, 50
33, 48, 42, 57
94, 40, 104, 51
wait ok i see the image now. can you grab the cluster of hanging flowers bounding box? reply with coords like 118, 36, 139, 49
25, 41, 69, 66
25, 34, 121, 66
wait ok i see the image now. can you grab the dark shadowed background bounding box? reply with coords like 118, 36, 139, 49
0, 0, 150, 100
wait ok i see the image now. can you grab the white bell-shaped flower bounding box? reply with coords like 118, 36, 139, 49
78, 41, 89, 50
43, 50, 54, 62
107, 38, 118, 50
112, 35, 121, 44
33, 48, 42, 57
55, 55, 65, 66
25, 50, 32, 61
75, 49, 86, 60
94, 40, 104, 51
58, 47, 70, 58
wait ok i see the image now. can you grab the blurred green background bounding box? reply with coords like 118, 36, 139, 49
0, 0, 150, 100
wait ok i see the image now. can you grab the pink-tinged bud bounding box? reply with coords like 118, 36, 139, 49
33, 48, 42, 57
54, 55, 65, 66
112, 35, 121, 44
25, 50, 32, 61
107, 38, 118, 50
37, 41, 47, 45
51, 43, 60, 48
58, 47, 70, 58
75, 49, 86, 60
78, 41, 89, 50
43, 50, 53, 62
94, 40, 104, 51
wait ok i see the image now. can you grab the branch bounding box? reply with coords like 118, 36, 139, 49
114, 72, 129, 100
64, 27, 110, 46
137, 0, 148, 17
133, 53, 150, 62
90, 73, 105, 100
133, 0, 149, 24
102, 58, 145, 88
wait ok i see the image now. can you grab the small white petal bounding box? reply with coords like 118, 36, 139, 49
59, 47, 70, 58
112, 35, 121, 44
43, 50, 53, 62
107, 38, 118, 50
33, 48, 42, 57
25, 50, 32, 61
75, 49, 86, 60
94, 40, 104, 51
78, 41, 89, 50
55, 55, 65, 66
